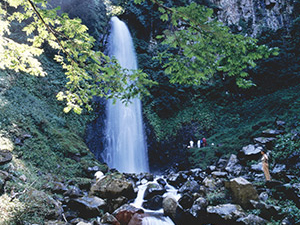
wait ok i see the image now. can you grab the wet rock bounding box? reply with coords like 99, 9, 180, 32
189, 197, 207, 219
0, 150, 12, 165
143, 183, 165, 200
101, 212, 120, 225
90, 173, 136, 200
163, 196, 178, 219
143, 195, 163, 210
128, 213, 145, 225
107, 196, 128, 213
166, 172, 187, 188
113, 204, 143, 225
68, 196, 106, 219
178, 180, 200, 193
236, 214, 268, 225
76, 221, 93, 225
156, 178, 167, 187
178, 192, 194, 209
226, 177, 258, 208
207, 204, 246, 224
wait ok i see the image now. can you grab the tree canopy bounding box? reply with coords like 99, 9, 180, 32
0, 0, 278, 113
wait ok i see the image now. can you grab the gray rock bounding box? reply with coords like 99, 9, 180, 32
189, 197, 207, 218
240, 145, 262, 160
259, 192, 269, 202
68, 196, 106, 219
101, 212, 119, 225
225, 154, 242, 176
178, 180, 200, 193
90, 173, 135, 199
272, 164, 286, 178
250, 162, 263, 172
236, 214, 268, 225
163, 196, 178, 219
212, 171, 228, 179
253, 137, 276, 148
262, 129, 284, 137
250, 200, 281, 220
210, 0, 294, 36
143, 183, 165, 200
178, 192, 194, 209
207, 204, 246, 223
226, 177, 258, 208
143, 195, 163, 210
203, 177, 218, 190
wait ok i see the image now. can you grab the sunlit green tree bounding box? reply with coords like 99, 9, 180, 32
0, 0, 278, 113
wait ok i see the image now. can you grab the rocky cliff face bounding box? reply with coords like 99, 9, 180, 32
48, 0, 108, 40
211, 0, 294, 36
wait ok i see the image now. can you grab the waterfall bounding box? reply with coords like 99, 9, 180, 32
104, 16, 149, 173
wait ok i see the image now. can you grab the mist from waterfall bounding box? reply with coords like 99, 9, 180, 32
104, 16, 149, 173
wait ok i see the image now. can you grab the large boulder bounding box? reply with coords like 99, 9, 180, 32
90, 173, 136, 200
207, 204, 246, 225
68, 196, 106, 219
226, 177, 258, 208
162, 196, 178, 219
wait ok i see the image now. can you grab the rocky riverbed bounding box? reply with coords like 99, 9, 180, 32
1, 123, 299, 225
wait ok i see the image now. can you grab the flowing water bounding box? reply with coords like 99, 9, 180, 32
104, 16, 175, 224
104, 16, 149, 174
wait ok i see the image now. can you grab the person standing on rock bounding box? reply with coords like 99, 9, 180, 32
261, 150, 271, 181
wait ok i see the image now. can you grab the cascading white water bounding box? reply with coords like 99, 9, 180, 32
104, 16, 149, 173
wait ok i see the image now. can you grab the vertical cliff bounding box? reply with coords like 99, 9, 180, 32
211, 0, 294, 36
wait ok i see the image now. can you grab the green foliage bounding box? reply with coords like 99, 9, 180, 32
274, 132, 300, 161
206, 189, 230, 205
0, 0, 154, 114
153, 2, 278, 88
